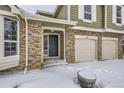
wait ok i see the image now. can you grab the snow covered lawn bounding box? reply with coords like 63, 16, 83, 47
0, 59, 124, 88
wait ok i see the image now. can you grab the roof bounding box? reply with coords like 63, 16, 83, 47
36, 10, 53, 17
20, 9, 77, 26
35, 5, 63, 17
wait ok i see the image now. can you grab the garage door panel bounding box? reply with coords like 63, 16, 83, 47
75, 38, 97, 62
102, 38, 118, 60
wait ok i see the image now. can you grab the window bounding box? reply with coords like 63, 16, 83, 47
116, 6, 122, 24
4, 18, 18, 57
84, 5, 92, 20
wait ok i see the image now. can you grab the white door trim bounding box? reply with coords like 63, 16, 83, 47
75, 35, 98, 62
43, 33, 60, 58
102, 37, 118, 59
42, 26, 65, 60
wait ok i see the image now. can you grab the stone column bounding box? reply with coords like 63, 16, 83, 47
65, 29, 75, 63
97, 33, 102, 61
28, 20, 43, 69
118, 35, 123, 59
19, 19, 26, 70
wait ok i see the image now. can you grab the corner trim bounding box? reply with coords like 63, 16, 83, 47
67, 5, 70, 20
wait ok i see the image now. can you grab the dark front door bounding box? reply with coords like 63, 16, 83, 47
49, 35, 59, 57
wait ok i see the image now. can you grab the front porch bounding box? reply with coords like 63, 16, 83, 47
42, 27, 66, 66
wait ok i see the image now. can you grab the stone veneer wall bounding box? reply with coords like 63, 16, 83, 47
65, 29, 123, 63
19, 19, 43, 70
28, 20, 43, 69
19, 19, 26, 69
0, 19, 43, 72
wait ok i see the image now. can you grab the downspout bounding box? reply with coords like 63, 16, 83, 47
104, 5, 107, 30
24, 17, 28, 74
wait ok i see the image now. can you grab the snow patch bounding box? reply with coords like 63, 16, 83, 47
0, 59, 124, 88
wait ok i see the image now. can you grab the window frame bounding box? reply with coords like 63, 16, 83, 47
3, 16, 19, 57
83, 5, 93, 23
115, 5, 123, 26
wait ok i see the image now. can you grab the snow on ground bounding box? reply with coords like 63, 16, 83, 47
0, 59, 124, 88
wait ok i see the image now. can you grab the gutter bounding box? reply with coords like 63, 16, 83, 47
24, 17, 28, 74
26, 16, 77, 26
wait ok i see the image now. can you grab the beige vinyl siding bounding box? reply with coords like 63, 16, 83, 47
107, 5, 124, 30
70, 5, 104, 29
0, 5, 11, 12
0, 56, 19, 71
56, 6, 67, 20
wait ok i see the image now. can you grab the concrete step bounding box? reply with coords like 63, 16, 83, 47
43, 59, 68, 68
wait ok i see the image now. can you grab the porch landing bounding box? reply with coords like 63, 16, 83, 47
43, 59, 67, 68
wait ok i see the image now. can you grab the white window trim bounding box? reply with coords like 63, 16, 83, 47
3, 16, 19, 59
83, 5, 93, 23
122, 6, 124, 25
78, 5, 96, 23
113, 5, 123, 26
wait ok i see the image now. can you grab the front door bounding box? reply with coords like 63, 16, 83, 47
44, 34, 59, 58
49, 35, 59, 57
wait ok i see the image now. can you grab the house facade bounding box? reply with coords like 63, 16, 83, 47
0, 5, 124, 71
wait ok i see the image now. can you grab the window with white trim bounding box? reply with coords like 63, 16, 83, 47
84, 5, 92, 20
116, 6, 122, 24
4, 18, 17, 57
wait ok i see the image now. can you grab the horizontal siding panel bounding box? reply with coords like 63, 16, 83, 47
0, 61, 19, 71
70, 5, 104, 29
107, 5, 124, 30
0, 56, 19, 71
0, 5, 11, 12
70, 5, 78, 21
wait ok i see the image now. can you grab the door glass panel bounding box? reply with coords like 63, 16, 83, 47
44, 35, 48, 55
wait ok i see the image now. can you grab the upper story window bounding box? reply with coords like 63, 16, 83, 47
116, 6, 122, 24
113, 5, 124, 26
4, 18, 18, 57
78, 5, 96, 23
84, 5, 92, 20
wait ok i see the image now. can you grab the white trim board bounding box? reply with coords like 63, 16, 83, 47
42, 26, 66, 60
102, 37, 118, 41
75, 35, 98, 40
68, 26, 124, 34
69, 26, 104, 32
20, 9, 77, 26
0, 10, 20, 21
42, 26, 65, 31
43, 33, 60, 59
26, 16, 77, 26
67, 5, 70, 20
105, 28, 124, 34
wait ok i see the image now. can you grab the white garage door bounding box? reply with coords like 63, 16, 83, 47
102, 38, 118, 60
75, 35, 97, 62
